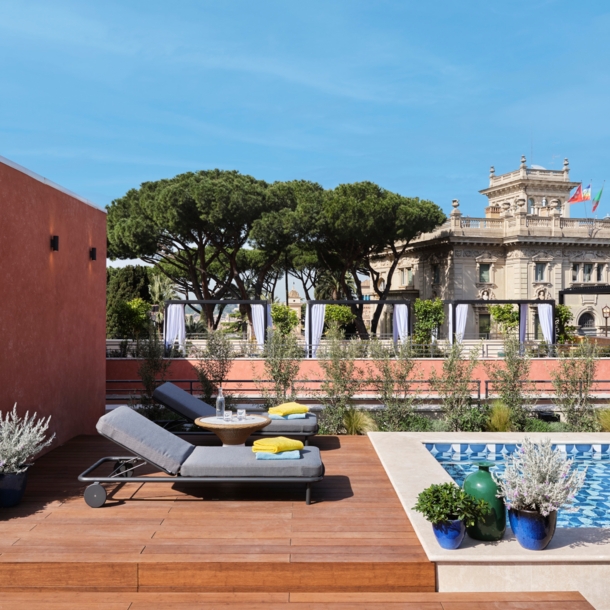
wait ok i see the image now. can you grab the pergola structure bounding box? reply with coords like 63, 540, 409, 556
444, 299, 556, 344
305, 299, 412, 357
163, 299, 270, 349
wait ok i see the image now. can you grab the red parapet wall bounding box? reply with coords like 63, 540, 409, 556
0, 159, 107, 448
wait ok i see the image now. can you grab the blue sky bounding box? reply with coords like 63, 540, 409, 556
2, 0, 609, 223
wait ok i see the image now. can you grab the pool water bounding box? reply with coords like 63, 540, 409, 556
426, 443, 610, 529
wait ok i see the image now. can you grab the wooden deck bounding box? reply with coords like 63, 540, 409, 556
0, 434, 594, 608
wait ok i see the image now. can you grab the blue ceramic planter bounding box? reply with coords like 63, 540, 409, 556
432, 519, 466, 549
508, 508, 557, 550
0, 470, 29, 508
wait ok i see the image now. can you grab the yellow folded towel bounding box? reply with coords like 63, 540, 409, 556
252, 436, 304, 454
268, 402, 309, 416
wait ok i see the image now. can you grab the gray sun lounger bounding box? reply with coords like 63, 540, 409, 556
152, 382, 319, 444
78, 406, 324, 507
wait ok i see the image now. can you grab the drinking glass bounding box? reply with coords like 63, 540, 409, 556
223, 411, 232, 423
237, 409, 246, 421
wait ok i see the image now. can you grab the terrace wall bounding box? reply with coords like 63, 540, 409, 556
0, 157, 106, 448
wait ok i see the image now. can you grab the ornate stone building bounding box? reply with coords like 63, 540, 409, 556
364, 157, 610, 338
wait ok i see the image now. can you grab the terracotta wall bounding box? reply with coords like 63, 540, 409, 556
0, 158, 107, 448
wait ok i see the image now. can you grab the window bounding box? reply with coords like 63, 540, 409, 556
572, 263, 580, 282
407, 268, 413, 285
597, 264, 604, 283
378, 278, 386, 291
528, 198, 535, 214
479, 264, 491, 283
584, 264, 593, 282
479, 313, 491, 339
400, 269, 406, 285
535, 263, 546, 282
578, 312, 596, 336
432, 264, 440, 284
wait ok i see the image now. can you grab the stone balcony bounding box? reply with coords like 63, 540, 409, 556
412, 213, 610, 244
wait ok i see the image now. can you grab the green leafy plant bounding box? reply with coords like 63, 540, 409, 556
413, 298, 445, 345
551, 340, 600, 431
368, 339, 422, 431
524, 418, 552, 432
430, 342, 480, 431
193, 331, 235, 404
343, 408, 378, 435
555, 305, 577, 344
324, 305, 356, 329
485, 335, 533, 431
598, 408, 610, 432
413, 482, 490, 526
317, 325, 362, 434
488, 304, 519, 334
486, 400, 512, 432
271, 303, 299, 336
260, 328, 303, 407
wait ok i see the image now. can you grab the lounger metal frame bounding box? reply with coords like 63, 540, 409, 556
78, 456, 324, 507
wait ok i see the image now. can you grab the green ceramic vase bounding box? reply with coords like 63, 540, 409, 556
463, 461, 506, 541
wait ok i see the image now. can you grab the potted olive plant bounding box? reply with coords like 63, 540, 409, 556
495, 438, 586, 550
0, 405, 54, 507
413, 482, 490, 549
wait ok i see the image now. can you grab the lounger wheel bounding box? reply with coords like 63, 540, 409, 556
84, 483, 107, 508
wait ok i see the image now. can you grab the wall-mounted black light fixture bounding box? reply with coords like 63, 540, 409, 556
50, 235, 59, 251
89, 247, 97, 261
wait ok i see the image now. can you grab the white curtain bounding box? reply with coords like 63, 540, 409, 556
538, 303, 554, 344
252, 304, 266, 349
447, 304, 454, 345
305, 303, 326, 358
519, 303, 529, 344
392, 304, 409, 343
164, 304, 186, 351
455, 304, 469, 343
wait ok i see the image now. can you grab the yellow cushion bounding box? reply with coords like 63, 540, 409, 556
268, 402, 309, 416
252, 436, 304, 454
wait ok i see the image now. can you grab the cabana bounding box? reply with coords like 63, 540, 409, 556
304, 299, 412, 358
163, 299, 271, 352
445, 299, 556, 345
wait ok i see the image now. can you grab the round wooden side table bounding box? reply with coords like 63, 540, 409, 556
194, 414, 271, 446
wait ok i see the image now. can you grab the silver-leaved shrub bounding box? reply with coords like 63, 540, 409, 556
495, 437, 586, 516
0, 404, 55, 474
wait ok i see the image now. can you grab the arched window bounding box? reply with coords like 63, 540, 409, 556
578, 312, 596, 336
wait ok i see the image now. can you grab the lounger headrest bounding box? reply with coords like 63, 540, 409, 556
97, 407, 194, 475
153, 382, 215, 421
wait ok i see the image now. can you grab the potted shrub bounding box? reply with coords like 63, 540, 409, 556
495, 438, 586, 550
0, 405, 54, 507
413, 482, 490, 549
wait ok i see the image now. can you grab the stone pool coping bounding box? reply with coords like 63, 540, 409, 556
368, 431, 610, 563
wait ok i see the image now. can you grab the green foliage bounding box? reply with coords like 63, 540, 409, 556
413, 483, 490, 526
317, 325, 362, 434
368, 339, 421, 431
193, 331, 235, 404
555, 304, 577, 344
325, 305, 356, 329
113, 298, 152, 345
486, 401, 512, 432
413, 298, 445, 344
551, 340, 600, 431
106, 265, 152, 338
488, 304, 519, 334
599, 408, 610, 432
261, 329, 303, 406
524, 418, 553, 432
270, 303, 299, 336
343, 408, 378, 435
485, 335, 532, 431
430, 342, 479, 431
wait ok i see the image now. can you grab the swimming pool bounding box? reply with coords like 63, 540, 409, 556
427, 443, 610, 528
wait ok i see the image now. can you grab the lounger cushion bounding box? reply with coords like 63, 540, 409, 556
180, 446, 323, 478
261, 413, 318, 434
97, 407, 194, 475
153, 382, 215, 420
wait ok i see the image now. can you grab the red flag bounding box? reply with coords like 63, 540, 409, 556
568, 184, 583, 204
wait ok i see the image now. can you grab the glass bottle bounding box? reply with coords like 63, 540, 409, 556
215, 387, 225, 420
